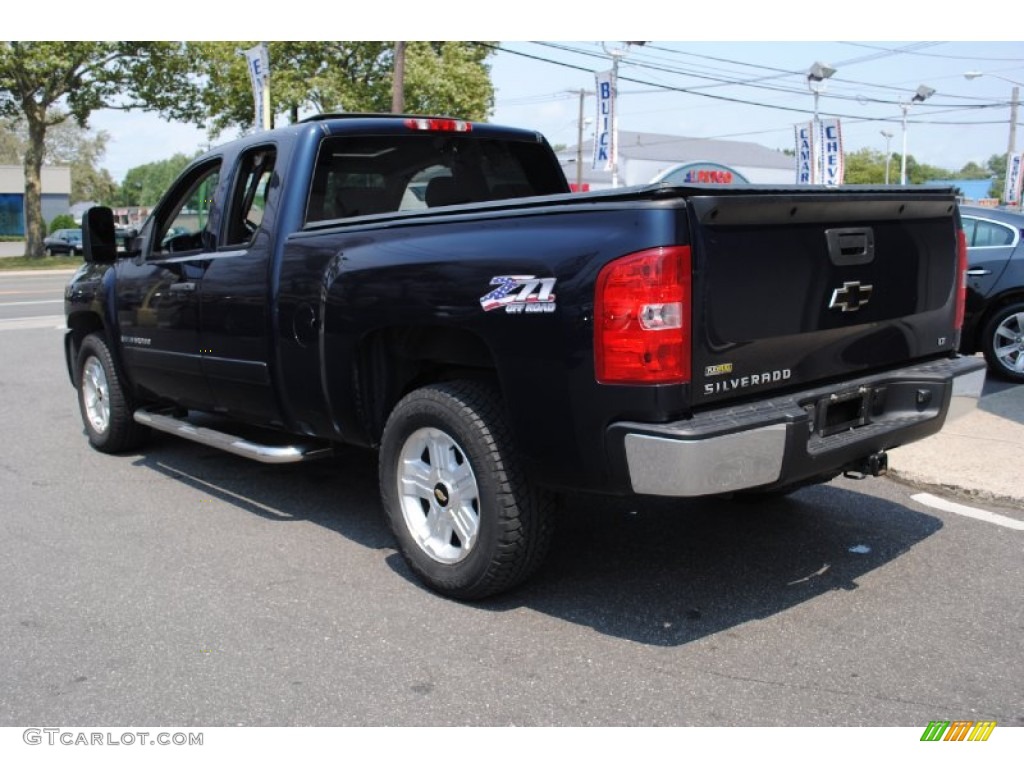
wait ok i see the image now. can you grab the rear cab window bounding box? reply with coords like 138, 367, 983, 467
305, 133, 566, 225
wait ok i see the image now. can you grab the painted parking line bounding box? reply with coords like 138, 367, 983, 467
0, 315, 65, 332
0, 299, 64, 307
912, 492, 1024, 531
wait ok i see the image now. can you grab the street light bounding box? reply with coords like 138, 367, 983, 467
900, 85, 936, 185
880, 130, 894, 184
807, 61, 837, 183
964, 71, 1020, 199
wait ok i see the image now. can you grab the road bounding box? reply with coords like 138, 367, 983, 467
0, 270, 1021, 729
0, 269, 70, 328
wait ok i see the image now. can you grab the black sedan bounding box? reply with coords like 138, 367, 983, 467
43, 228, 82, 256
959, 205, 1024, 382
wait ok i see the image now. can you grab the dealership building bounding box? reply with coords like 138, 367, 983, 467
0, 165, 72, 236
558, 130, 796, 190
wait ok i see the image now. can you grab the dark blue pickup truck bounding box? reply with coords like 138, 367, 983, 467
65, 114, 985, 598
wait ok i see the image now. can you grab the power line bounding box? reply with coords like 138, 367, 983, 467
839, 42, 1024, 63
525, 41, 1004, 108
485, 43, 1009, 124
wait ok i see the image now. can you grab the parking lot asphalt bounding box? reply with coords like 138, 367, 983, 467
888, 375, 1023, 507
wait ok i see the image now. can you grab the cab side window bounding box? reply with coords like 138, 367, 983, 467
225, 147, 276, 246
152, 161, 221, 256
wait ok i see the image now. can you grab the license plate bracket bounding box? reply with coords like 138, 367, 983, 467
816, 387, 871, 437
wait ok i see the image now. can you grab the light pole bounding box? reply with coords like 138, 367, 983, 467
807, 61, 837, 183
900, 85, 936, 185
880, 130, 894, 184
964, 71, 1020, 198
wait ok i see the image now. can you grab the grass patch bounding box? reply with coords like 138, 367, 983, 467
0, 256, 82, 270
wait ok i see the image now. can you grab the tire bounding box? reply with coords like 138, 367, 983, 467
44, 247, 53, 257
76, 333, 149, 453
981, 302, 1024, 382
379, 381, 554, 600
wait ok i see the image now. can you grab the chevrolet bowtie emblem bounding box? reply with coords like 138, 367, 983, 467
829, 281, 874, 312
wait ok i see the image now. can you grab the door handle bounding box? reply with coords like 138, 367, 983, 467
169, 281, 197, 293
966, 269, 991, 277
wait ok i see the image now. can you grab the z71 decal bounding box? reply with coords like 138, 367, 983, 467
480, 275, 557, 314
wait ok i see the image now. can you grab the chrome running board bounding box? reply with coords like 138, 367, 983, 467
134, 409, 333, 464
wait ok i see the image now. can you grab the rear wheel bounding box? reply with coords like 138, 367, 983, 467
76, 333, 149, 452
981, 302, 1024, 382
379, 381, 553, 599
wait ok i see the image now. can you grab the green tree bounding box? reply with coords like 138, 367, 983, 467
0, 42, 202, 257
1, 117, 118, 204
843, 147, 889, 184
47, 213, 76, 234
116, 153, 196, 207
191, 41, 494, 136
956, 161, 991, 180
984, 153, 1008, 200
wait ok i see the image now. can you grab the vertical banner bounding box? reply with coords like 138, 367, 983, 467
819, 118, 844, 186
1004, 152, 1023, 204
244, 43, 271, 132
593, 70, 614, 171
795, 123, 815, 184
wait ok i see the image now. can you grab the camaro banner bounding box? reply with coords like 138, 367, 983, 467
795, 122, 815, 184
593, 70, 614, 171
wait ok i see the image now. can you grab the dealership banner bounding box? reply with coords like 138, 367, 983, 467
1004, 152, 1023, 204
244, 43, 271, 132
593, 70, 614, 171
795, 123, 815, 184
819, 118, 844, 186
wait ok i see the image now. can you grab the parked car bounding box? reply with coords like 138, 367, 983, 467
43, 228, 82, 256
959, 205, 1024, 382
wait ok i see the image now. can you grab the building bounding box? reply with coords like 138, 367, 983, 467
558, 131, 796, 190
925, 178, 997, 206
0, 165, 72, 236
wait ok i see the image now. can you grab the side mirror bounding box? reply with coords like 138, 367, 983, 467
82, 206, 117, 264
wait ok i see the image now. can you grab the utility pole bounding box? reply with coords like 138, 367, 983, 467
900, 85, 935, 185
576, 88, 586, 190
391, 41, 406, 114
1008, 86, 1019, 157
880, 130, 893, 184
600, 42, 644, 188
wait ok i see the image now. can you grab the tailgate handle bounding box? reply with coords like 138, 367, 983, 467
826, 228, 875, 266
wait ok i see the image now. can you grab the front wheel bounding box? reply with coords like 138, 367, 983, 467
379, 381, 553, 600
981, 302, 1024, 382
76, 333, 149, 452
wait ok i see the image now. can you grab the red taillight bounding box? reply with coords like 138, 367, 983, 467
404, 118, 472, 133
594, 245, 691, 384
955, 226, 968, 331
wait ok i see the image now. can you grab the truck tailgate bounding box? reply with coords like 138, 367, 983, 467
686, 191, 961, 407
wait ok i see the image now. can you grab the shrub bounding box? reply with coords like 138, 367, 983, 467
47, 214, 77, 234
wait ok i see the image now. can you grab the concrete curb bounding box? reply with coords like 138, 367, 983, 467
886, 381, 1024, 510
887, 469, 1024, 510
